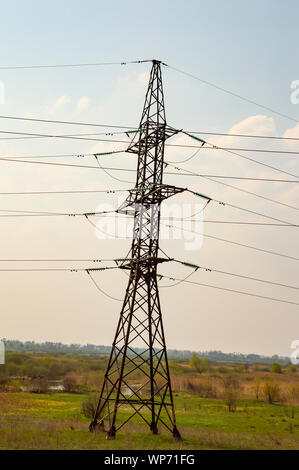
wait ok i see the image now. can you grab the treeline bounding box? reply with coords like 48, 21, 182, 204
2, 339, 290, 365
0, 351, 107, 379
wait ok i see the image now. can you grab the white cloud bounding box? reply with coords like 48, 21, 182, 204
283, 123, 299, 139
76, 96, 90, 113
229, 114, 276, 136
54, 95, 71, 110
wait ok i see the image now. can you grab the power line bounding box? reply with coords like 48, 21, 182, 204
1, 209, 297, 227
0, 153, 297, 184
94, 155, 134, 184
0, 189, 127, 195
158, 271, 196, 288
174, 175, 298, 183
0, 155, 131, 170
1, 112, 298, 143
0, 129, 131, 144
0, 129, 136, 142
167, 162, 299, 212
160, 274, 299, 306
86, 270, 123, 301
1, 128, 299, 158
0, 126, 298, 180
0, 153, 298, 184
193, 220, 298, 227
0, 208, 115, 217
186, 130, 299, 142
0, 258, 123, 262
187, 189, 298, 225
181, 168, 299, 212
3, 126, 299, 162
0, 182, 297, 229
0, 59, 152, 70
0, 115, 134, 129
0, 266, 117, 272
78, 214, 299, 260
162, 222, 299, 261
170, 145, 299, 157
82, 213, 299, 227
173, 259, 299, 290
2, 127, 299, 157
165, 63, 299, 125
97, 188, 298, 227
183, 131, 299, 179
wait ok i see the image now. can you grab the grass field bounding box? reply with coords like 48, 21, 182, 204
0, 391, 298, 450
1, 351, 299, 449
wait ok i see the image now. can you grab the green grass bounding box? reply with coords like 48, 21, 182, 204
0, 392, 298, 450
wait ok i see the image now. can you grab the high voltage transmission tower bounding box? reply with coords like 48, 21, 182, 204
89, 60, 184, 440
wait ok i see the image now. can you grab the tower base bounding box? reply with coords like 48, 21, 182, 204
173, 426, 182, 441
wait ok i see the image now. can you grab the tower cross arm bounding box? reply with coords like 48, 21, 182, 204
116, 184, 187, 215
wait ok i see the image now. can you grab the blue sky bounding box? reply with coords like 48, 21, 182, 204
1, 0, 298, 132
0, 1, 298, 356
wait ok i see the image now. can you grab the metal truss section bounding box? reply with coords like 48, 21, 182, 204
90, 60, 182, 441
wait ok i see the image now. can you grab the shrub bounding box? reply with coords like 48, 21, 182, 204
215, 366, 229, 374
81, 393, 99, 419
0, 377, 9, 391
286, 365, 297, 375
263, 379, 280, 404
253, 378, 261, 399
6, 380, 22, 391
225, 387, 238, 412
286, 384, 299, 407
63, 372, 78, 393
28, 377, 49, 393
271, 363, 282, 374
189, 354, 209, 374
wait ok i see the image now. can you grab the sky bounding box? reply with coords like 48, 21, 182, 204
0, 0, 298, 357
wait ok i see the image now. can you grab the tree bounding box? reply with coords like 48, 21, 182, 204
253, 378, 261, 399
63, 372, 78, 393
271, 363, 282, 374
189, 354, 209, 374
29, 377, 49, 393
81, 393, 99, 419
263, 379, 280, 404
225, 387, 238, 412
286, 365, 297, 375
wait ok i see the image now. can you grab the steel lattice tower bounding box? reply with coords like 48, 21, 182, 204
90, 60, 183, 440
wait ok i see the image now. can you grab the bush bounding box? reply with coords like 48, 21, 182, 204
253, 378, 261, 399
225, 387, 238, 412
215, 366, 229, 374
271, 363, 282, 374
263, 379, 280, 404
6, 380, 22, 391
81, 393, 99, 419
286, 385, 299, 406
75, 384, 90, 393
63, 372, 78, 393
286, 365, 297, 375
28, 377, 49, 393
189, 354, 209, 374
0, 377, 9, 391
